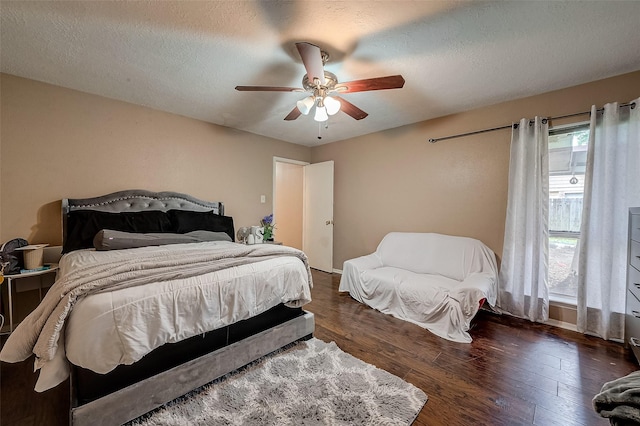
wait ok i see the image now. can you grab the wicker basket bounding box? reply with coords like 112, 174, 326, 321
24, 247, 44, 269
17, 244, 49, 270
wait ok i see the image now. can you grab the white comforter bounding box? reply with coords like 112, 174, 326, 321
0, 241, 312, 391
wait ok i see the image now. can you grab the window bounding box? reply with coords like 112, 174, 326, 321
548, 123, 589, 302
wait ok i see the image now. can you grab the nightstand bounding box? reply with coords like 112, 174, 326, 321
1, 264, 58, 333
263, 241, 283, 245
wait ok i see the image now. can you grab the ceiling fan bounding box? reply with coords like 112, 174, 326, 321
235, 42, 405, 122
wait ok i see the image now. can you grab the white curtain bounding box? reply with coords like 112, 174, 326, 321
577, 99, 640, 340
498, 117, 550, 321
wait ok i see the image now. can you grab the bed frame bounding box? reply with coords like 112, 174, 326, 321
61, 189, 225, 246
62, 190, 315, 426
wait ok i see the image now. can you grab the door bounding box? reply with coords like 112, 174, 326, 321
303, 161, 334, 272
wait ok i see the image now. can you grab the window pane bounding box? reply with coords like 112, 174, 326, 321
548, 125, 589, 300
548, 236, 579, 297
549, 195, 583, 232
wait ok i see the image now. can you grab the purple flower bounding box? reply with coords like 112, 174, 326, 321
260, 214, 275, 240
261, 214, 273, 225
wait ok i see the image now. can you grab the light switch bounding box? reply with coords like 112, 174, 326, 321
260, 195, 266, 203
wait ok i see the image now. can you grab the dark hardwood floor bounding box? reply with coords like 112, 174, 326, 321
307, 271, 637, 426
1, 269, 637, 425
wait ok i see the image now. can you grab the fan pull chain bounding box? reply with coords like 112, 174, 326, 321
317, 121, 330, 140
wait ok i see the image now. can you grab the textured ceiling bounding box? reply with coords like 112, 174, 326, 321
2, 1, 640, 146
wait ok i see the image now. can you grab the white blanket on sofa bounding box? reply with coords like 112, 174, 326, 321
339, 233, 498, 343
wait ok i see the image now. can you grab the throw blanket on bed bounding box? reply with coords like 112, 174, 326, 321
0, 242, 312, 370
593, 370, 640, 425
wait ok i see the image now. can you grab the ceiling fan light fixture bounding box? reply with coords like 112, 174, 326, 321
296, 96, 315, 115
314, 105, 329, 122
235, 42, 404, 127
324, 96, 341, 115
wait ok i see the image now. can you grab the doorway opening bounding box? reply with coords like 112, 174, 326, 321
273, 157, 334, 272
273, 158, 307, 250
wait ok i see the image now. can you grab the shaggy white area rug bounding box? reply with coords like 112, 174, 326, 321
127, 338, 427, 425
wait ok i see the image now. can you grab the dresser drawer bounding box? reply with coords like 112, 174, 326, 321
632, 213, 640, 243
626, 290, 640, 363
630, 265, 640, 300
632, 240, 640, 271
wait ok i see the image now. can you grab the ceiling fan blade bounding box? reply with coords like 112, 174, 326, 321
284, 106, 302, 121
295, 42, 325, 85
335, 96, 368, 120
334, 75, 405, 93
235, 86, 302, 92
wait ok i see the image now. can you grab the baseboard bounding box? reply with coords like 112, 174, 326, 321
544, 318, 578, 332
332, 268, 343, 274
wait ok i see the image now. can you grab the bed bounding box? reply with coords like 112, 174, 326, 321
0, 189, 315, 426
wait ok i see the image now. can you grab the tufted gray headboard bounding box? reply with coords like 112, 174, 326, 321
61, 189, 224, 246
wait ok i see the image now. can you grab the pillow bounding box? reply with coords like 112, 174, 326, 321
167, 210, 235, 242
63, 210, 173, 253
93, 229, 232, 251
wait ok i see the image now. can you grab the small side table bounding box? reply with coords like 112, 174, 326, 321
263, 241, 283, 245
2, 264, 58, 333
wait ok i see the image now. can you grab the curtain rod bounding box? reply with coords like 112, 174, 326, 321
427, 101, 636, 144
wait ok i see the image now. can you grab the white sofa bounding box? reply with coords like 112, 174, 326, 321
339, 232, 498, 343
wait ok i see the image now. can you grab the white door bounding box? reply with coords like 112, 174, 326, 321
303, 161, 334, 272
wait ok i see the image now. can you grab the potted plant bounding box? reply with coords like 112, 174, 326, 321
261, 214, 275, 241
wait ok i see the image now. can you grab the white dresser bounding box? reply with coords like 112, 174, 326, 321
625, 207, 640, 363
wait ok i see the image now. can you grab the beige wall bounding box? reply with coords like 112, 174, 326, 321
2, 70, 639, 271
311, 70, 640, 269
0, 73, 311, 245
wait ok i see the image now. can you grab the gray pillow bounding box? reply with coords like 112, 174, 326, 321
93, 229, 232, 251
